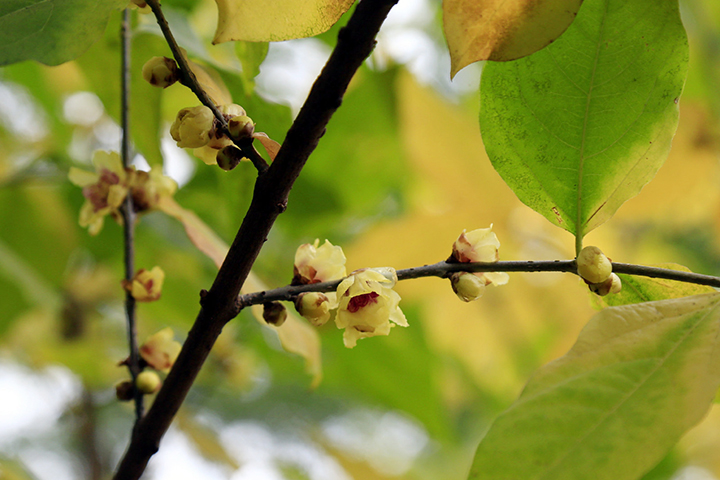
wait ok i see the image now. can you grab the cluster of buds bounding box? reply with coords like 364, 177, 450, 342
116, 328, 182, 400
449, 226, 509, 302
576, 246, 622, 296
169, 104, 256, 167
68, 150, 177, 235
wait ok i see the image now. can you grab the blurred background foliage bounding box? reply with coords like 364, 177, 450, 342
1, 0, 720, 479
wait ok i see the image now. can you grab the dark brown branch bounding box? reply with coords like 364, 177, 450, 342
113, 1, 399, 478
235, 260, 720, 309
120, 8, 144, 423
144, 0, 269, 173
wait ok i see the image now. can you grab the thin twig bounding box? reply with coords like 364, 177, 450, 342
113, 1, 399, 478
235, 260, 720, 309
120, 8, 144, 423
144, 0, 269, 173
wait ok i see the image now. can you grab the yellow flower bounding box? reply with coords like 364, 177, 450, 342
170, 106, 215, 149
68, 151, 129, 235
335, 268, 408, 348
70, 151, 178, 234
139, 327, 182, 372
293, 239, 347, 285
123, 266, 165, 302
452, 226, 509, 287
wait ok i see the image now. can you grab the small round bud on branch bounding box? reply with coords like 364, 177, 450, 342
216, 145, 245, 171
142, 56, 179, 88
228, 115, 255, 139
577, 246, 613, 284
450, 272, 486, 302
115, 380, 134, 401
295, 292, 331, 326
136, 371, 162, 394
263, 301, 287, 326
588, 273, 622, 296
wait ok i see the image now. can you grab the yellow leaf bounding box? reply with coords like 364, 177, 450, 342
443, 0, 583, 77
213, 0, 356, 43
157, 197, 323, 386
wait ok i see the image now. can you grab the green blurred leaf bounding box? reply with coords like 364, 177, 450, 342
469, 293, 720, 480
235, 41, 268, 94
0, 0, 126, 67
74, 17, 165, 165
479, 0, 688, 241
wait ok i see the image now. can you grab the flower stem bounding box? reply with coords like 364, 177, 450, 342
120, 8, 144, 424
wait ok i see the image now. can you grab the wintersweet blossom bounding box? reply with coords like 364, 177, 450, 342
68, 151, 129, 235
123, 266, 165, 302
452, 226, 509, 287
335, 268, 408, 348
293, 239, 347, 285
139, 327, 182, 372
69, 151, 178, 234
170, 105, 215, 149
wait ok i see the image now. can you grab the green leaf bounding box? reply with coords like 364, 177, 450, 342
0, 0, 127, 67
479, 0, 688, 243
213, 0, 355, 43
235, 41, 268, 94
443, 0, 583, 77
468, 293, 720, 480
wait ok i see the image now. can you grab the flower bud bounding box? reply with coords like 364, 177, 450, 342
139, 328, 182, 372
228, 115, 255, 139
588, 273, 622, 296
263, 301, 287, 326
115, 380, 134, 401
216, 145, 245, 171
577, 246, 613, 284
142, 56, 179, 88
450, 272, 486, 302
293, 239, 347, 285
136, 370, 162, 394
218, 104, 246, 118
170, 106, 214, 148
122, 266, 164, 302
295, 292, 331, 326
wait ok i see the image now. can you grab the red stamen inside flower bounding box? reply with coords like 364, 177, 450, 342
99, 168, 120, 185
347, 292, 379, 313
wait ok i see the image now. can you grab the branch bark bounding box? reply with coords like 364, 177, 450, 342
113, 1, 398, 478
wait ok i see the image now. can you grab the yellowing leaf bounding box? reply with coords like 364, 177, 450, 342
213, 0, 356, 44
157, 197, 322, 385
469, 293, 720, 480
443, 0, 583, 77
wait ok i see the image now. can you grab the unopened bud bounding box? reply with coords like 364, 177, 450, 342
228, 115, 255, 139
450, 272, 486, 302
115, 380, 134, 401
589, 273, 622, 296
295, 292, 331, 326
142, 56, 179, 88
263, 301, 287, 326
136, 370, 162, 394
216, 145, 245, 171
577, 246, 613, 284
170, 106, 214, 148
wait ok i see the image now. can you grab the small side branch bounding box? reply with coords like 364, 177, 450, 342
235, 260, 720, 310
144, 0, 269, 173
120, 8, 144, 423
